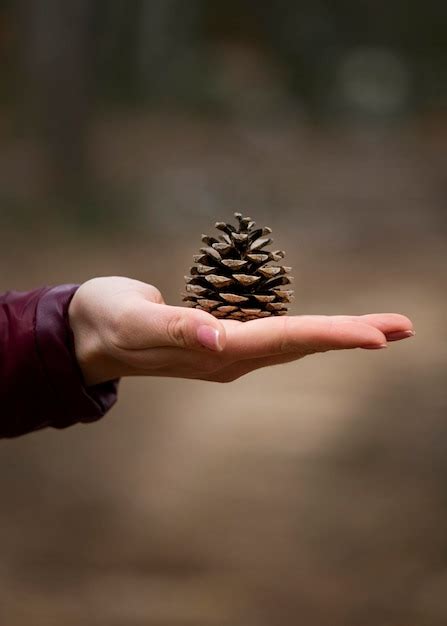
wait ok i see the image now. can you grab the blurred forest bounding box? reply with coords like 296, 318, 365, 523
0, 2, 447, 625
1, 0, 447, 224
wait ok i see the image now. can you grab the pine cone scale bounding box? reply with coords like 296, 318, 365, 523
183, 213, 293, 322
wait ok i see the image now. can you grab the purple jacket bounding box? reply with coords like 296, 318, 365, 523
0, 285, 118, 438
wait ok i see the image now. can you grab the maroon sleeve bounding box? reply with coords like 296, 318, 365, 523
0, 285, 119, 438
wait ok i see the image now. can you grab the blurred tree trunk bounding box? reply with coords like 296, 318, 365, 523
137, 0, 177, 82
136, 0, 200, 95
16, 0, 93, 198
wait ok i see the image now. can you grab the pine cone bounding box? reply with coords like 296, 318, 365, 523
182, 212, 293, 321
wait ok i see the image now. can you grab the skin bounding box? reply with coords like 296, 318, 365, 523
68, 277, 415, 387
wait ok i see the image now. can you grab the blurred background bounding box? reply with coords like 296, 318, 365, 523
0, 1, 446, 624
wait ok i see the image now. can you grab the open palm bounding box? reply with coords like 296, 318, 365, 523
69, 277, 414, 386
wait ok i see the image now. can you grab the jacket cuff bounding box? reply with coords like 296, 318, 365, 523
35, 285, 119, 430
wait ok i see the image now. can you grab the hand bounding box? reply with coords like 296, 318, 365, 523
68, 277, 415, 387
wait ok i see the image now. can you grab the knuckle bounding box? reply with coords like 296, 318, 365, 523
166, 315, 188, 348
145, 284, 164, 304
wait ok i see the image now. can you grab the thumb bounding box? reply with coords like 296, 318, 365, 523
144, 302, 226, 352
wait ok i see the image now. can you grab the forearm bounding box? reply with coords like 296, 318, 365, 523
0, 286, 118, 438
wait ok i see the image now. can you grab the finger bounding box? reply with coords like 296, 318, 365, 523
118, 300, 227, 352
222, 315, 388, 359
295, 313, 413, 336
212, 341, 393, 382
346, 313, 414, 337
332, 313, 415, 342
385, 329, 415, 341
210, 327, 410, 381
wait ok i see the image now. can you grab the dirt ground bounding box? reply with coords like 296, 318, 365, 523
0, 113, 446, 625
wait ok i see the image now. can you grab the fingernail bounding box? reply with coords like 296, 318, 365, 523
363, 343, 388, 350
387, 330, 415, 341
197, 325, 223, 351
